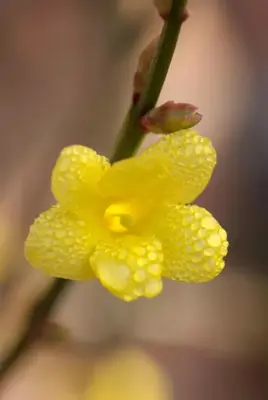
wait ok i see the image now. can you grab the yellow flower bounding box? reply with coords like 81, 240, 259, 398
25, 129, 228, 301
84, 347, 173, 400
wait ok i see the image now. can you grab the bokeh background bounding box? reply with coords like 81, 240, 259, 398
0, 0, 268, 398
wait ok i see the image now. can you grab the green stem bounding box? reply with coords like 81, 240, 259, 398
111, 0, 187, 162
0, 0, 187, 383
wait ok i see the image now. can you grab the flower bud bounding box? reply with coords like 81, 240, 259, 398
153, 0, 189, 21
133, 37, 159, 102
141, 101, 202, 134
153, 0, 172, 18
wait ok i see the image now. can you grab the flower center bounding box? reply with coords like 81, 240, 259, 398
104, 202, 136, 233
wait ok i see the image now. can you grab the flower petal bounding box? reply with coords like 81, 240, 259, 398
90, 235, 164, 301
98, 155, 166, 203
146, 204, 228, 282
140, 129, 216, 204
25, 204, 106, 280
51, 145, 110, 211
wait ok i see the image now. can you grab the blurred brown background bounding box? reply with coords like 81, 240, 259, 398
0, 0, 268, 398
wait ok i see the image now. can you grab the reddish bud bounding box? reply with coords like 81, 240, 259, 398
180, 8, 190, 22
133, 36, 159, 102
141, 101, 202, 134
153, 0, 172, 19
153, 0, 189, 21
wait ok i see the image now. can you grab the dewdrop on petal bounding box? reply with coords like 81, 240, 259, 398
85, 347, 173, 400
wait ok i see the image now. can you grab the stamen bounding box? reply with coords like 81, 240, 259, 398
104, 202, 136, 233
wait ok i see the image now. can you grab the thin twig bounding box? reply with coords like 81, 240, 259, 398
0, 0, 188, 383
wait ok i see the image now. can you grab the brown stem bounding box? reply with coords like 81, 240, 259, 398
0, 278, 69, 382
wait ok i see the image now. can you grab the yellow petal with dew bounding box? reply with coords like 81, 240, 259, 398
90, 235, 164, 301
146, 204, 228, 282
52, 145, 110, 212
140, 129, 216, 204
25, 204, 107, 280
85, 346, 173, 400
